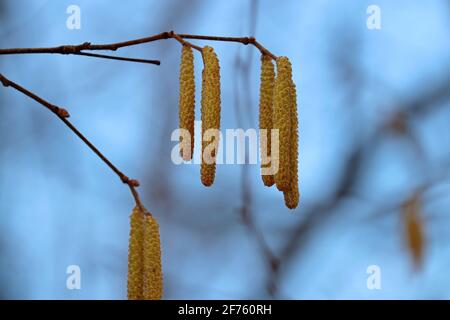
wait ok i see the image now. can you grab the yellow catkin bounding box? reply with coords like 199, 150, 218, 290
143, 212, 163, 300
273, 57, 293, 192
259, 55, 275, 187
200, 46, 221, 187
127, 206, 144, 300
284, 80, 300, 209
179, 45, 196, 161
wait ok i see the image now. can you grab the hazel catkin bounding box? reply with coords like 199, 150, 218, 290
273, 56, 293, 192
127, 206, 144, 300
179, 45, 196, 161
200, 46, 221, 187
143, 212, 163, 300
283, 80, 299, 209
259, 55, 275, 187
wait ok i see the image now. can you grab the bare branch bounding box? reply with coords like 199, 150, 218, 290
0, 73, 143, 208
0, 31, 277, 62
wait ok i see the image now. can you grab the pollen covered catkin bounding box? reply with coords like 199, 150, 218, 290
179, 45, 196, 161
200, 46, 221, 186
273, 57, 293, 192
284, 80, 299, 209
143, 212, 163, 300
127, 207, 144, 300
259, 55, 275, 187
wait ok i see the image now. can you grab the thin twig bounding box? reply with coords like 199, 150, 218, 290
0, 73, 143, 209
75, 52, 160, 65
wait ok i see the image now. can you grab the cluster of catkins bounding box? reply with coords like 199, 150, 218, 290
127, 206, 163, 300
179, 45, 299, 209
179, 45, 221, 187
260, 56, 299, 209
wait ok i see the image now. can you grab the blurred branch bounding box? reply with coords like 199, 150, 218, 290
238, 165, 280, 297
233, 65, 278, 293
234, 1, 280, 297
404, 73, 450, 115
0, 73, 144, 210
270, 72, 450, 297
234, 57, 278, 289
0, 31, 277, 62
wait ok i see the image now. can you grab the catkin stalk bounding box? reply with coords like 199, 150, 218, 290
273, 57, 293, 192
259, 55, 275, 187
127, 207, 144, 300
179, 45, 196, 161
200, 46, 221, 186
284, 80, 300, 209
143, 212, 163, 300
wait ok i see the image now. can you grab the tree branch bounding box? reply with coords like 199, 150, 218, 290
0, 31, 277, 61
178, 34, 277, 60
0, 73, 143, 208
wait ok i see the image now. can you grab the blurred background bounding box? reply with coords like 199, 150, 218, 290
1, 0, 450, 299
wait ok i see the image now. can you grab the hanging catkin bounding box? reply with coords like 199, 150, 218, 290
259, 55, 275, 187
127, 206, 144, 300
200, 46, 221, 186
179, 45, 196, 161
273, 57, 293, 192
143, 212, 163, 300
284, 80, 300, 209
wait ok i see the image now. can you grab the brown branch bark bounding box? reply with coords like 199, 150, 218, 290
0, 31, 277, 61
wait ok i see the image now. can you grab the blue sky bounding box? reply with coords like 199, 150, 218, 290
0, 0, 450, 299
